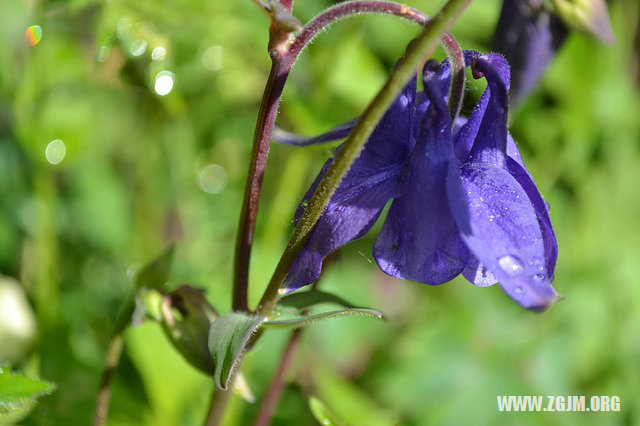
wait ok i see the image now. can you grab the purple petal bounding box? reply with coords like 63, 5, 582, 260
453, 53, 511, 161
374, 63, 468, 284
491, 0, 568, 107
462, 256, 497, 287
272, 118, 358, 146
447, 162, 557, 311
284, 77, 417, 291
507, 157, 558, 277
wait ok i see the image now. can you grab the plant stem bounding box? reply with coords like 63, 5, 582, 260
93, 333, 124, 426
204, 388, 233, 426
232, 0, 462, 313
257, 0, 473, 318
252, 329, 302, 426
233, 59, 289, 312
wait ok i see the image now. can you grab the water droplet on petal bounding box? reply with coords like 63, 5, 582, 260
498, 255, 524, 276
514, 286, 526, 294
533, 273, 545, 281
26, 25, 42, 46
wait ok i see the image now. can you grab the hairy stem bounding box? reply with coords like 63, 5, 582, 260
257, 0, 473, 317
233, 59, 289, 312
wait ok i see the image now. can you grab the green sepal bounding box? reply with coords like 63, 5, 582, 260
207, 313, 267, 390
264, 308, 385, 329
277, 290, 359, 310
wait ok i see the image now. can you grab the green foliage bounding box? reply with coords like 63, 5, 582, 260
0, 367, 55, 416
208, 313, 266, 390
0, 0, 638, 424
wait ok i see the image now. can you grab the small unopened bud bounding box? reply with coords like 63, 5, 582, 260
159, 285, 255, 402
552, 0, 615, 43
160, 285, 217, 375
269, 0, 301, 33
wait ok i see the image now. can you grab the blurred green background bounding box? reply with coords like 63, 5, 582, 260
1, 0, 639, 424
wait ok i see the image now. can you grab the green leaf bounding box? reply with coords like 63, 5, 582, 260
0, 367, 56, 415
207, 313, 266, 390
264, 308, 384, 329
278, 290, 358, 310
308, 396, 344, 426
134, 245, 175, 290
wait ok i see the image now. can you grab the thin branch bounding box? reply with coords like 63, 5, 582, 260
252, 329, 302, 426
93, 334, 124, 426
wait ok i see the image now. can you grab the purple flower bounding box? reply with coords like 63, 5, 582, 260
491, 0, 568, 108
279, 52, 559, 311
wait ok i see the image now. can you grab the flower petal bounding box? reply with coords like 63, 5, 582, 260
374, 61, 468, 284
447, 162, 557, 310
462, 256, 497, 287
272, 118, 358, 146
506, 157, 558, 277
284, 76, 417, 291
453, 53, 511, 161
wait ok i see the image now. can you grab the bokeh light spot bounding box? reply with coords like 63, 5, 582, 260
154, 71, 175, 96
45, 139, 66, 165
198, 164, 227, 194
130, 39, 147, 56
202, 46, 223, 71
151, 46, 166, 61
25, 25, 42, 46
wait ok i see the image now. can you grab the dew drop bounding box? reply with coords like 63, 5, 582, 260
533, 273, 545, 281
514, 286, 526, 294
498, 255, 524, 276
302, 200, 309, 208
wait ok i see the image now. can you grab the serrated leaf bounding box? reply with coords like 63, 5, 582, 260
264, 308, 385, 329
278, 290, 358, 311
309, 396, 344, 426
0, 367, 56, 415
207, 313, 266, 390
134, 245, 175, 290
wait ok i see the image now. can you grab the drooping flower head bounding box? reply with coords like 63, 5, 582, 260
278, 51, 559, 311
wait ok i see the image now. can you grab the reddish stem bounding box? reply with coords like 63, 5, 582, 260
252, 329, 302, 426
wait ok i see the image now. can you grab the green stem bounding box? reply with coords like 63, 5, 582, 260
204, 388, 232, 426
93, 333, 124, 426
257, 0, 474, 317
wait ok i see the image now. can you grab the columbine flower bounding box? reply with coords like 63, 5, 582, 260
278, 52, 558, 311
